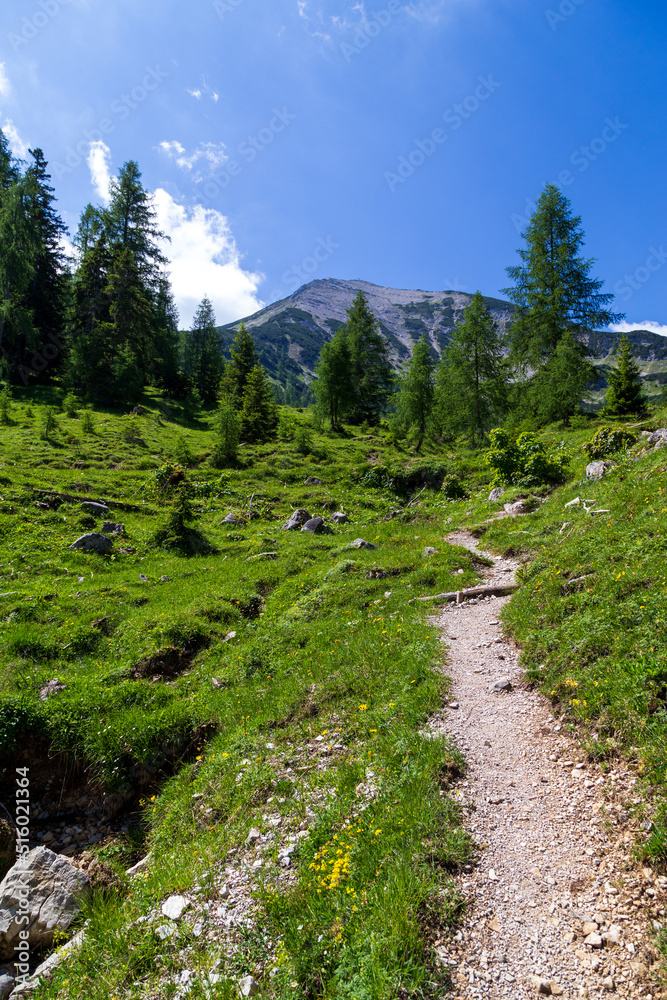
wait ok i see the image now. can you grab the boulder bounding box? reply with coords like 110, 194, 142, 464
80, 502, 109, 516
488, 487, 504, 502
503, 501, 526, 516
351, 538, 376, 550
39, 678, 66, 701
304, 476, 322, 485
424, 547, 437, 557
647, 428, 667, 450
101, 521, 124, 535
238, 975, 261, 997
69, 533, 113, 554
282, 508, 311, 531
331, 512, 349, 524
131, 405, 149, 416
0, 847, 90, 959
586, 461, 612, 479
223, 513, 244, 524
301, 517, 329, 534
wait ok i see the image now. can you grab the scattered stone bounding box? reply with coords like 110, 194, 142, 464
448, 702, 459, 710
503, 501, 526, 516
131, 405, 149, 415
586, 460, 612, 479
69, 533, 113, 554
301, 517, 328, 534
282, 508, 311, 531
549, 984, 564, 997
101, 521, 124, 535
351, 538, 376, 550
424, 546, 437, 557
530, 974, 552, 994
161, 895, 190, 921
584, 931, 603, 948
331, 512, 349, 523
246, 828, 261, 846
0, 847, 90, 959
126, 855, 151, 877
304, 476, 322, 485
582, 921, 598, 935
160, 575, 171, 582
602, 925, 621, 946
646, 428, 667, 449
245, 552, 278, 562
139, 574, 149, 582
80, 501, 109, 515
223, 513, 245, 524
488, 487, 504, 502
602, 976, 615, 991
0, 974, 13, 999
492, 678, 512, 693
154, 922, 176, 940
238, 975, 260, 997
39, 678, 66, 700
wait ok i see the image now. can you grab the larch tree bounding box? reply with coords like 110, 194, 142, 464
602, 334, 647, 417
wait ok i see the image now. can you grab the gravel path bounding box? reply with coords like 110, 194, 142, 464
428, 531, 665, 1000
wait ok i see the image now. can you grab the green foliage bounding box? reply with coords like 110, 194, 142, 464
582, 425, 638, 460
81, 405, 95, 434
485, 428, 567, 486
239, 363, 278, 443
152, 480, 211, 555
182, 386, 202, 421
63, 392, 79, 418
212, 397, 240, 466
602, 334, 647, 417
39, 404, 58, 440
531, 331, 596, 425
180, 297, 222, 405
394, 334, 435, 450
224, 322, 260, 404
441, 473, 469, 500
0, 384, 12, 425
294, 423, 314, 455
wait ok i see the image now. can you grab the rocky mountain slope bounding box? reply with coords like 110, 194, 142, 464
219, 277, 667, 391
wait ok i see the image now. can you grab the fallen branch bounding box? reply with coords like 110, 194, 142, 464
412, 583, 518, 605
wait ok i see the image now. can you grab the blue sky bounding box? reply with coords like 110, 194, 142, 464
2, 0, 666, 332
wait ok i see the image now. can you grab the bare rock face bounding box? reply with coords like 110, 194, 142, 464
0, 847, 90, 959
68, 533, 113, 554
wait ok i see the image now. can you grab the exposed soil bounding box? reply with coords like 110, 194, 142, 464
430, 531, 665, 999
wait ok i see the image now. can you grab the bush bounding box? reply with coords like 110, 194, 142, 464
294, 425, 314, 456
582, 426, 637, 460
81, 407, 95, 434
485, 428, 568, 487
441, 474, 469, 500
0, 385, 12, 425
63, 392, 79, 418
277, 412, 296, 441
39, 406, 58, 441
212, 399, 240, 467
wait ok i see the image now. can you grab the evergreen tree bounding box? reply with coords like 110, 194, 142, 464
314, 327, 353, 429
433, 291, 507, 445
225, 322, 259, 403
602, 334, 647, 417
532, 331, 596, 425
103, 161, 167, 289
181, 297, 222, 405
240, 363, 278, 442
0, 172, 40, 377
345, 291, 393, 424
503, 184, 622, 367
151, 277, 182, 393
212, 396, 240, 465
395, 334, 435, 451
23, 148, 69, 371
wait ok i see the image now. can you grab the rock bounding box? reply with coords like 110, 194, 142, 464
304, 476, 322, 485
131, 405, 149, 415
161, 895, 189, 921
154, 922, 176, 940
126, 855, 151, 877
584, 932, 603, 948
69, 532, 113, 554
282, 508, 311, 531
492, 678, 512, 693
0, 974, 14, 999
245, 552, 278, 562
101, 521, 124, 535
488, 487, 504, 501
582, 921, 598, 935
223, 513, 244, 524
238, 975, 260, 997
331, 512, 349, 524
0, 847, 90, 959
301, 517, 328, 534
549, 985, 564, 997
351, 538, 376, 550
530, 974, 552, 994
586, 460, 612, 478
39, 678, 66, 700
80, 502, 109, 515
602, 924, 620, 946
448, 702, 459, 710
503, 501, 526, 516
647, 428, 667, 448
423, 546, 437, 557
245, 828, 261, 846
602, 977, 615, 991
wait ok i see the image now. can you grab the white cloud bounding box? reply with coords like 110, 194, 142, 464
2, 119, 29, 159
610, 321, 667, 339
188, 88, 202, 100
0, 64, 10, 98
158, 139, 228, 177
153, 188, 264, 327
297, 0, 309, 16
86, 140, 113, 205
403, 0, 456, 22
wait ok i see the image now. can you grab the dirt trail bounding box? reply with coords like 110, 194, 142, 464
429, 531, 665, 1000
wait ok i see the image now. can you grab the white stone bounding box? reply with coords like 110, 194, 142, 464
161, 895, 190, 921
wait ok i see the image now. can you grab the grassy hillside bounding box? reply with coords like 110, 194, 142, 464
3, 387, 667, 997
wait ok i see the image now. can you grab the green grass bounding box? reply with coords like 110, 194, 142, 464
0, 387, 482, 999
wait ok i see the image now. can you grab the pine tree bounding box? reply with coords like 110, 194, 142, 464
395, 334, 435, 451
434, 292, 507, 444
181, 297, 222, 405
212, 396, 240, 466
240, 363, 278, 442
225, 322, 259, 404
104, 161, 167, 289
532, 331, 596, 425
314, 327, 353, 429
503, 184, 622, 367
602, 334, 647, 417
344, 291, 393, 425
0, 173, 40, 377
151, 277, 182, 393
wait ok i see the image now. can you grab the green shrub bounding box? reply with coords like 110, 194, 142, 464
63, 392, 79, 418
39, 406, 58, 440
441, 474, 469, 500
211, 398, 240, 467
277, 412, 296, 441
582, 425, 637, 460
0, 385, 12, 425
294, 425, 314, 455
485, 428, 567, 487
81, 407, 95, 434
